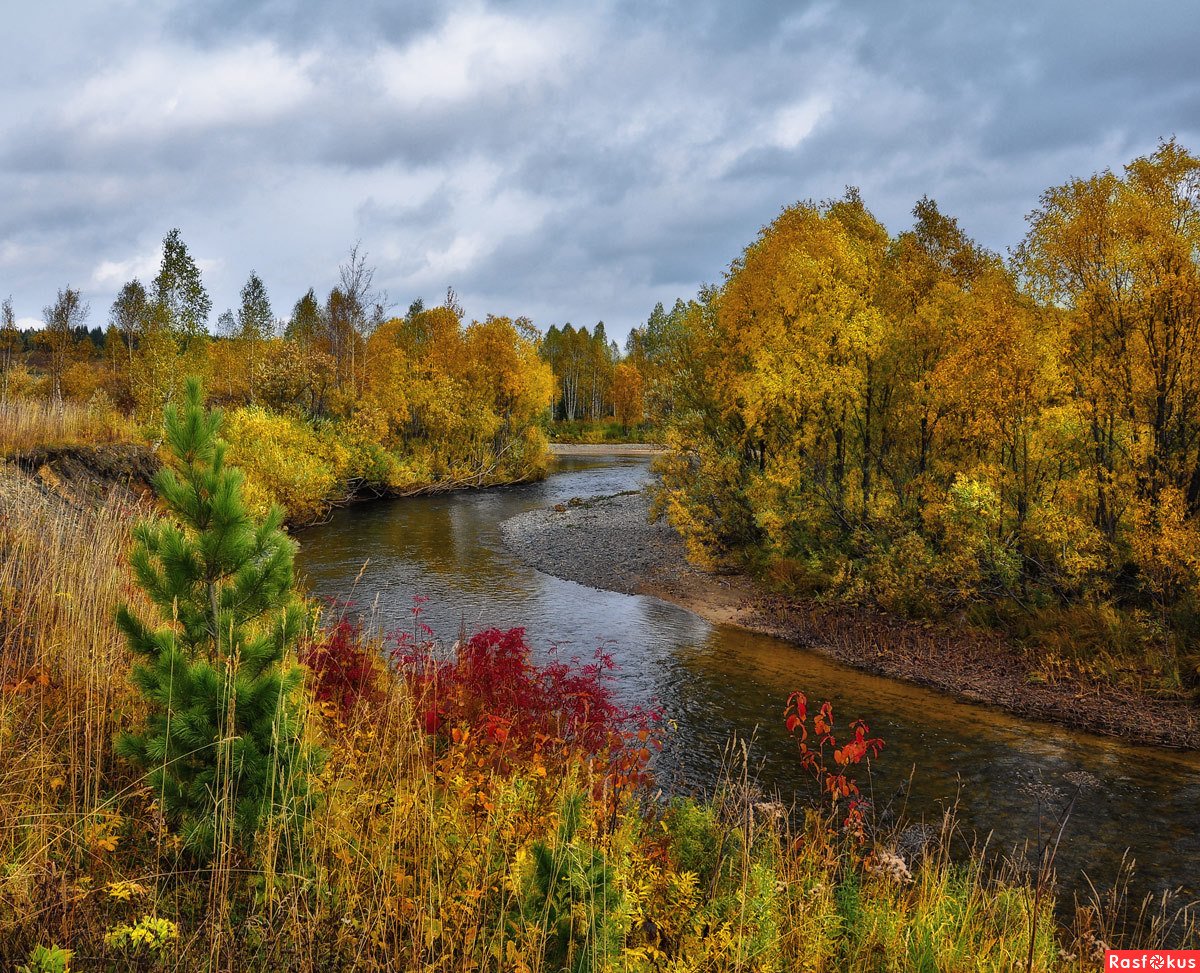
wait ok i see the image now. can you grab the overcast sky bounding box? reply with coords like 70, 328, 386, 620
2, 0, 1198, 342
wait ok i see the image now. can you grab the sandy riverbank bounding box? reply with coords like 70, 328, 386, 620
501, 487, 1200, 750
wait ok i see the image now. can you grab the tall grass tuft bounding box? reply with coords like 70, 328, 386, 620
0, 468, 146, 959
0, 397, 135, 457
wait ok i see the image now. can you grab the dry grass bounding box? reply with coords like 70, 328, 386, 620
0, 398, 136, 457
0, 468, 149, 960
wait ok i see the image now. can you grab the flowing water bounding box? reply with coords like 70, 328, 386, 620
296, 454, 1200, 904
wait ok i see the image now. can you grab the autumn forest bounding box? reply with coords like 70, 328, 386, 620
3, 136, 1200, 969
656, 139, 1200, 696
11, 142, 1200, 687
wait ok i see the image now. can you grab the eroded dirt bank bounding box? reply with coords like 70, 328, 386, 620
3, 443, 160, 509
501, 487, 1200, 750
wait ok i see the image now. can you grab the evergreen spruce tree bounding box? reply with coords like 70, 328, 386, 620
116, 378, 315, 858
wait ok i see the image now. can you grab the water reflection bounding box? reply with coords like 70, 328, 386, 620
296, 455, 1200, 901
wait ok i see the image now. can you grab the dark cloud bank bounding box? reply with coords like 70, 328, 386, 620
2, 0, 1197, 338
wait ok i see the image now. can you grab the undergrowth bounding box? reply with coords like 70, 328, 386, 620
0, 460, 1196, 969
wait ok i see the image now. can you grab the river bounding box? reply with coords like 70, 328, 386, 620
295, 453, 1200, 906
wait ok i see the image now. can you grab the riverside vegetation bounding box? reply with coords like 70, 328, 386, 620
5, 386, 1196, 969
1, 239, 555, 524
19, 141, 1200, 703
3, 143, 1200, 968
639, 140, 1200, 700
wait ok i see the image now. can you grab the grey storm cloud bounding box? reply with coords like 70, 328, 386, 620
1, 0, 1197, 338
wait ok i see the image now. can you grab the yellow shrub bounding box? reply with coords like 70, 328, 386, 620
61, 361, 106, 402
223, 406, 348, 523
317, 418, 395, 486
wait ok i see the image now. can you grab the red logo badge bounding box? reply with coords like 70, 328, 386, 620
1106, 952, 1200, 970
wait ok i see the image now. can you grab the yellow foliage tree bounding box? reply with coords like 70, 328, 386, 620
612, 361, 644, 430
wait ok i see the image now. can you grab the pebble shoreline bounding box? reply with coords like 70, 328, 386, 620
499, 488, 701, 596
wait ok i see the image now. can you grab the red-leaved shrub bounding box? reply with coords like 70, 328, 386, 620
784, 691, 884, 837
303, 596, 663, 800
300, 617, 381, 716
391, 623, 662, 790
